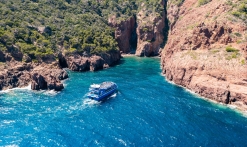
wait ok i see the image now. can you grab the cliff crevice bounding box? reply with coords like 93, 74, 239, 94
135, 0, 167, 57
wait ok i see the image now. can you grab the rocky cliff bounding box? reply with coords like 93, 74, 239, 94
0, 59, 68, 91
31, 63, 68, 91
108, 0, 167, 56
108, 16, 136, 54
135, 0, 166, 57
161, 0, 247, 111
59, 51, 121, 72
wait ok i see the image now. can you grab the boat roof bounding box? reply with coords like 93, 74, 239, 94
99, 82, 116, 89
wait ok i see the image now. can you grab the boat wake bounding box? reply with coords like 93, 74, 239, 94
82, 92, 117, 107
110, 93, 117, 98
82, 98, 101, 107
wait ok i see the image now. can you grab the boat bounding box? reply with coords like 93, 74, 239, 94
86, 82, 117, 101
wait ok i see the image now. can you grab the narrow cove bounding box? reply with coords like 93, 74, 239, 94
0, 56, 247, 146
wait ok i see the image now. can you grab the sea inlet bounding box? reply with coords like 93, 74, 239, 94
1, 56, 247, 146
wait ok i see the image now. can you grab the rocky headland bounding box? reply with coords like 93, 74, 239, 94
0, 49, 121, 91
0, 50, 68, 91
161, 0, 247, 111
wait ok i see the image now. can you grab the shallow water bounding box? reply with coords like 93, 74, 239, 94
1, 57, 247, 146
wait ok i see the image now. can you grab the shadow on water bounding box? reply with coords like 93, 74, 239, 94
114, 58, 125, 66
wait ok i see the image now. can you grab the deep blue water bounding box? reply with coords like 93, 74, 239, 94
1, 57, 247, 147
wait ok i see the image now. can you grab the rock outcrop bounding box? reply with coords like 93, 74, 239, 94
109, 16, 136, 53
64, 51, 121, 72
66, 55, 90, 71
161, 0, 247, 111
0, 63, 32, 90
31, 65, 68, 91
0, 60, 68, 91
135, 0, 166, 57
0, 44, 120, 92
90, 55, 104, 71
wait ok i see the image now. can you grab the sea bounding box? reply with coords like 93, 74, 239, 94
0, 56, 247, 147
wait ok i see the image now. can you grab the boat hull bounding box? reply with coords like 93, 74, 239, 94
91, 88, 117, 101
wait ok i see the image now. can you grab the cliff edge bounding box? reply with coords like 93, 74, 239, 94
161, 0, 247, 111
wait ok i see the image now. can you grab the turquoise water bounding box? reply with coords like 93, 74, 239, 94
1, 57, 247, 146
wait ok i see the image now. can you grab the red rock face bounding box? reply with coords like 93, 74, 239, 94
0, 61, 68, 91
0, 63, 32, 90
31, 66, 68, 91
135, 2, 166, 57
161, 0, 247, 111
109, 16, 136, 53
65, 51, 121, 72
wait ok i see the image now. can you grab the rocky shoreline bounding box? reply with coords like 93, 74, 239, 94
0, 61, 68, 91
0, 50, 121, 91
161, 0, 247, 112
164, 73, 247, 114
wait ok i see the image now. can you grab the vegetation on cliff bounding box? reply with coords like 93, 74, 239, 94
230, 0, 247, 23
0, 0, 165, 61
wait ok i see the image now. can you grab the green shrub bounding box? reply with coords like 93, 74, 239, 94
241, 59, 246, 65
143, 28, 149, 32
231, 3, 247, 21
211, 49, 220, 54
198, 0, 211, 6
225, 46, 239, 52
234, 32, 242, 37
16, 43, 36, 54
232, 11, 241, 17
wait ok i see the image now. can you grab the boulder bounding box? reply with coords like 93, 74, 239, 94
22, 54, 32, 63
31, 73, 47, 90
67, 56, 90, 71
56, 70, 68, 80
90, 56, 104, 71
47, 82, 64, 91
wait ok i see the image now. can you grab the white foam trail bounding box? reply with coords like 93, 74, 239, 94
5, 145, 19, 147
118, 139, 127, 146
0, 84, 31, 94
82, 98, 100, 107
43, 90, 59, 96
110, 93, 117, 98
2, 120, 15, 124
